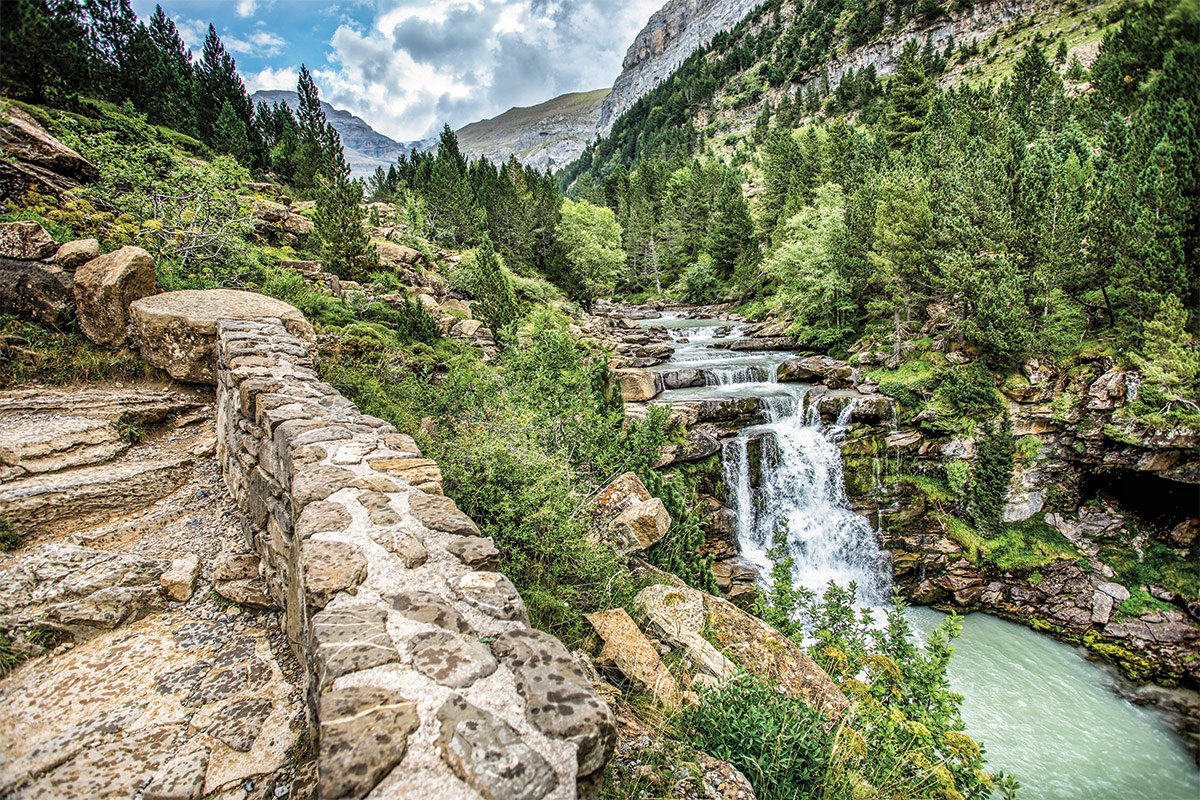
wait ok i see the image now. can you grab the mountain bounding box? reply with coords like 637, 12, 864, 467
596, 0, 763, 136
455, 89, 610, 172
250, 90, 429, 178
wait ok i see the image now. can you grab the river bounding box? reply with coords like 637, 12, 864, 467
642, 312, 1200, 799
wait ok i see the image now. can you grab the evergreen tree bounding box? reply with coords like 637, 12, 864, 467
426, 125, 483, 246
314, 137, 377, 280
212, 99, 252, 164
292, 65, 338, 189
146, 5, 196, 134
707, 170, 757, 283
882, 39, 933, 151
970, 417, 1015, 537
0, 0, 90, 102
1130, 294, 1200, 411
469, 235, 518, 334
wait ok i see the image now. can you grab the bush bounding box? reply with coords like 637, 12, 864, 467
680, 257, 724, 304
937, 362, 1004, 419
0, 313, 151, 387
679, 673, 833, 800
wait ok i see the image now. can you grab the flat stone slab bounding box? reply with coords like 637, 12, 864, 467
0, 457, 193, 538
130, 289, 315, 383
0, 386, 207, 424
0, 415, 125, 481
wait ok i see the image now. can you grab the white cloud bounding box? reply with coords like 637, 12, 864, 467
237, 0, 256, 17
245, 65, 301, 94
316, 0, 663, 142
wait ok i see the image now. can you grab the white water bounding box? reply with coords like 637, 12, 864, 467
642, 313, 1200, 796
723, 393, 892, 607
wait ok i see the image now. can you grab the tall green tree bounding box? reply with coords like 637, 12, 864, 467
556, 198, 625, 308
314, 136, 377, 280
881, 39, 933, 151
707, 170, 757, 283
469, 236, 518, 334
426, 125, 484, 246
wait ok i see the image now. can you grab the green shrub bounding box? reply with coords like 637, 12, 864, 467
936, 362, 1004, 419
0, 516, 20, 552
0, 314, 151, 387
680, 257, 724, 304
969, 417, 1015, 536
679, 673, 833, 800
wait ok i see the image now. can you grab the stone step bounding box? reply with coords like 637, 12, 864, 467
0, 415, 127, 482
0, 387, 207, 425
0, 457, 193, 538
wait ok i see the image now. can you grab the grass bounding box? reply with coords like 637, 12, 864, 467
934, 511, 1081, 572
0, 313, 152, 388
0, 634, 20, 676
1098, 538, 1200, 604
0, 516, 20, 552
895, 473, 956, 504
866, 358, 937, 410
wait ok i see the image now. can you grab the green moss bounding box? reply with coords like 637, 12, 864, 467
0, 314, 152, 388
1116, 589, 1178, 617
866, 358, 937, 410
1016, 435, 1042, 462
932, 511, 1080, 572
1098, 537, 1200, 604
0, 516, 19, 552
895, 474, 955, 504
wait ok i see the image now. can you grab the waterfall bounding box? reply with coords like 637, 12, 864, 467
724, 391, 892, 608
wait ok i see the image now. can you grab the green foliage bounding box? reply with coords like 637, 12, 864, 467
868, 358, 937, 410
556, 198, 625, 307
936, 511, 1080, 572
0, 313, 151, 387
0, 634, 20, 677
679, 256, 724, 304
1127, 294, 1200, 426
0, 516, 20, 552
1098, 535, 1200, 604
717, 574, 1003, 800
315, 148, 378, 281
1117, 589, 1179, 617
969, 417, 1015, 536
679, 673, 833, 800
936, 362, 1004, 419
464, 237, 519, 335
641, 465, 719, 594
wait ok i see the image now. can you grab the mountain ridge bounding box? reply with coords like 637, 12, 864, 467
251, 89, 430, 178
455, 88, 610, 172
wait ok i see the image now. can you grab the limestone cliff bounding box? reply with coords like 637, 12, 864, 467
456, 89, 610, 172
597, 0, 763, 136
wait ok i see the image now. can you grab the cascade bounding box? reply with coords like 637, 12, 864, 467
723, 388, 892, 607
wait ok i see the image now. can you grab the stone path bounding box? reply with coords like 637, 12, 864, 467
0, 385, 307, 800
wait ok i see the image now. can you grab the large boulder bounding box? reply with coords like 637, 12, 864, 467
590, 471, 670, 553
375, 241, 427, 267
73, 245, 157, 347
0, 221, 57, 260
249, 198, 313, 242
616, 368, 662, 402
777, 355, 856, 388
0, 257, 73, 324
129, 289, 315, 383
0, 107, 99, 197
587, 607, 682, 706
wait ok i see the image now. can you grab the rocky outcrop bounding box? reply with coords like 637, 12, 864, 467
130, 289, 315, 383
0, 106, 99, 197
248, 198, 314, 245
215, 317, 615, 798
72, 245, 157, 347
591, 472, 671, 553
457, 89, 611, 172
597, 0, 762, 135
587, 607, 682, 706
0, 220, 56, 260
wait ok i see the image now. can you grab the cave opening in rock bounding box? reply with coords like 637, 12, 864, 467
1079, 469, 1198, 532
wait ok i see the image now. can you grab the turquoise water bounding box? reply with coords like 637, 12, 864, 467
908, 607, 1200, 799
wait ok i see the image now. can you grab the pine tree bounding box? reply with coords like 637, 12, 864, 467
0, 0, 90, 102
426, 125, 483, 246
707, 170, 757, 282
292, 65, 338, 189
1130, 294, 1200, 411
146, 5, 196, 134
212, 100, 252, 164
470, 235, 518, 335
314, 137, 377, 280
882, 39, 933, 151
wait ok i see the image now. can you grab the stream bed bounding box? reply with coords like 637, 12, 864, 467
642, 311, 1200, 798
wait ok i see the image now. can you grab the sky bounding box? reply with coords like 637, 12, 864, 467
132, 0, 664, 143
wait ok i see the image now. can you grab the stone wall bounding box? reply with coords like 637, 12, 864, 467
214, 317, 615, 800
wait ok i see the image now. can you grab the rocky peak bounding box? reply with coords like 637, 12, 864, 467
598, 0, 763, 135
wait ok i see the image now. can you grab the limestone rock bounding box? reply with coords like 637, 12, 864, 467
591, 471, 670, 553
55, 238, 101, 271
73, 245, 157, 347
777, 355, 856, 388
0, 256, 74, 325
375, 241, 426, 266
455, 572, 528, 622
160, 554, 200, 602
700, 590, 849, 716
408, 629, 498, 688
587, 608, 682, 706
391, 591, 474, 634
0, 220, 56, 260
0, 544, 166, 636
445, 536, 500, 570
616, 368, 662, 402
407, 492, 479, 535
0, 457, 192, 537
212, 550, 274, 609
142, 745, 210, 800
0, 106, 99, 197
205, 697, 272, 751
0, 414, 125, 482
311, 604, 401, 689
492, 626, 616, 777
319, 686, 418, 800
130, 289, 315, 383
368, 456, 443, 494
436, 695, 558, 800
635, 583, 736, 681
302, 540, 368, 609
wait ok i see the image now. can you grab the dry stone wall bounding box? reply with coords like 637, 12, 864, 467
214, 318, 615, 800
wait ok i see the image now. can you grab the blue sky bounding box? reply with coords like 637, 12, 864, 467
133, 0, 663, 142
